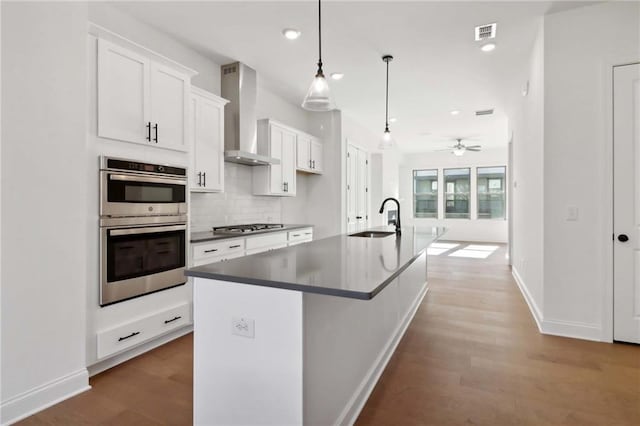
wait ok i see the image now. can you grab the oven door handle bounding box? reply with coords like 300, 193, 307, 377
109, 173, 187, 186
109, 224, 186, 237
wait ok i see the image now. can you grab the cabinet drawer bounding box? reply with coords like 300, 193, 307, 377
246, 243, 288, 256
97, 303, 190, 359
288, 228, 313, 243
192, 238, 245, 261
245, 232, 288, 250
193, 250, 245, 267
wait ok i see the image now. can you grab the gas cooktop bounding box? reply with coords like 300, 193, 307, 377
212, 223, 284, 234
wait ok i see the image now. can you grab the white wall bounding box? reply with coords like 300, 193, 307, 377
305, 111, 345, 239
542, 1, 640, 340
507, 19, 545, 320
399, 148, 509, 243
1, 3, 90, 423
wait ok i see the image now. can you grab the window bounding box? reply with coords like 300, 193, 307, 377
444, 168, 470, 219
477, 166, 506, 219
413, 169, 438, 218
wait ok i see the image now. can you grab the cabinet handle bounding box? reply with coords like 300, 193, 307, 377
304, 232, 312, 235
313, 160, 316, 169
146, 122, 151, 141
164, 316, 182, 324
197, 172, 202, 187
356, 216, 363, 219
204, 248, 218, 253
118, 331, 140, 342
229, 244, 241, 249
292, 234, 301, 237
309, 159, 312, 169
203, 172, 206, 187
153, 123, 158, 143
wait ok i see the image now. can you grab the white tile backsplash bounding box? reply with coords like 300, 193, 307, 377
190, 163, 282, 232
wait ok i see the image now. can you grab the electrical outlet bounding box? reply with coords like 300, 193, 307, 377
567, 205, 579, 221
231, 317, 255, 338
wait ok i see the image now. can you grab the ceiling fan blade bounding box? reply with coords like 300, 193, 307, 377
466, 147, 482, 152
434, 148, 454, 151
465, 145, 482, 149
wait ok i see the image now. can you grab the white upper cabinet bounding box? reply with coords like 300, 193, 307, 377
150, 63, 190, 151
97, 38, 193, 152
97, 39, 150, 145
190, 87, 228, 192
253, 120, 297, 196
296, 133, 323, 174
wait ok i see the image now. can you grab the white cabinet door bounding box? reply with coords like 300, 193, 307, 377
297, 135, 311, 171
254, 120, 298, 196
191, 88, 227, 192
97, 39, 150, 144
310, 139, 323, 173
269, 125, 285, 194
150, 63, 189, 151
282, 129, 297, 196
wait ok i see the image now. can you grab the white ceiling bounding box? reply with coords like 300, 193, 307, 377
114, 1, 595, 153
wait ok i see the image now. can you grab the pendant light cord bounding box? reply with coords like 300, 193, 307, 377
385, 58, 390, 131
317, 0, 323, 74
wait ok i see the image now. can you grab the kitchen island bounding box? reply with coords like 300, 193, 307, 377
185, 226, 445, 426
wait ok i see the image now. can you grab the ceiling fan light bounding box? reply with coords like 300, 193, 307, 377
302, 74, 335, 111
453, 147, 465, 156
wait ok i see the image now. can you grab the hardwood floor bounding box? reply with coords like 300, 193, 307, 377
20, 242, 640, 425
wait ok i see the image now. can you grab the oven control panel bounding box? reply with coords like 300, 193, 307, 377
105, 158, 186, 177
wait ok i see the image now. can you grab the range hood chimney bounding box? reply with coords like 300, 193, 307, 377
221, 62, 279, 166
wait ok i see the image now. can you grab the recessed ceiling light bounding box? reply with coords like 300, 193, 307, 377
481, 43, 496, 52
282, 28, 301, 40
450, 110, 460, 116
330, 72, 344, 80
389, 117, 397, 123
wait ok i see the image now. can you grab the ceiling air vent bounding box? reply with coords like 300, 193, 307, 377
475, 109, 494, 116
475, 23, 497, 41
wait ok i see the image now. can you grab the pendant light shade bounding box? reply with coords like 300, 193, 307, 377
379, 55, 395, 150
302, 0, 335, 111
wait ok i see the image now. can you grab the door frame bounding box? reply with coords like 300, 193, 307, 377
603, 59, 640, 343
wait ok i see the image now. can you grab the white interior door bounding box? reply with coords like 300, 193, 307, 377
614, 62, 640, 344
356, 149, 368, 231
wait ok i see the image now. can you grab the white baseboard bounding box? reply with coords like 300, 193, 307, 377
1, 369, 90, 426
511, 268, 603, 342
336, 283, 429, 426
511, 267, 543, 332
542, 319, 603, 342
88, 324, 193, 376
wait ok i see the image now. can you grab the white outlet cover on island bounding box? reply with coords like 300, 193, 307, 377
232, 317, 255, 338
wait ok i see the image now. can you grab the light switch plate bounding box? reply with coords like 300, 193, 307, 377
567, 205, 579, 221
231, 317, 255, 338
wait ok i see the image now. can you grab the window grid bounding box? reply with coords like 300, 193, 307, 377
477, 166, 507, 220
444, 168, 471, 219
413, 169, 438, 218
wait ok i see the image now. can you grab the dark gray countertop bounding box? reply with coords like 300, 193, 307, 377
191, 224, 313, 243
185, 226, 446, 299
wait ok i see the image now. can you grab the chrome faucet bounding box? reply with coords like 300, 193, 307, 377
379, 197, 401, 235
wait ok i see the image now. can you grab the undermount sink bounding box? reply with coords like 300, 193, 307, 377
349, 231, 396, 238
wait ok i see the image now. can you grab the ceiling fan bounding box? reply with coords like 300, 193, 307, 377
437, 138, 482, 156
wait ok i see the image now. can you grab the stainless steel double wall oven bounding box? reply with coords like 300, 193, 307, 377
99, 157, 188, 306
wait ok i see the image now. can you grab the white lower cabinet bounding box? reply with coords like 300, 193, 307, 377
192, 238, 245, 267
97, 303, 190, 359
288, 228, 313, 245
190, 228, 313, 265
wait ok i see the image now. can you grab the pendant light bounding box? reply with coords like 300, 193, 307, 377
379, 55, 395, 149
301, 0, 335, 111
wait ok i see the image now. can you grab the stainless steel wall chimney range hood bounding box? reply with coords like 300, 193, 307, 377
221, 62, 279, 166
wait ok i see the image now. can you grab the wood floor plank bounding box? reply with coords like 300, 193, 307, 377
18, 242, 640, 425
